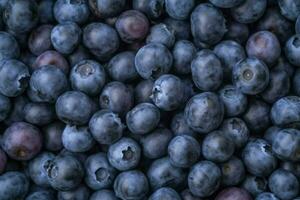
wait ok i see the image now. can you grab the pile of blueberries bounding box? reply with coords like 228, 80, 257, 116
1, 0, 300, 199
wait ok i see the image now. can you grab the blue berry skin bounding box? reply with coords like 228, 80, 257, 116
43, 121, 64, 152
281, 161, 300, 179
135, 43, 173, 79
188, 161, 221, 198
51, 22, 81, 55
38, 0, 55, 24
0, 31, 20, 61
146, 23, 175, 48
26, 190, 56, 200
149, 187, 181, 200
56, 91, 96, 125
140, 128, 172, 159
89, 109, 124, 145
285, 34, 300, 67
242, 175, 268, 196
171, 112, 197, 138
293, 69, 300, 96
0, 171, 30, 200
242, 139, 277, 177
147, 157, 187, 190
272, 129, 300, 162
107, 51, 138, 82
45, 155, 84, 191
114, 170, 149, 200
24, 102, 55, 126
168, 135, 201, 168
0, 94, 11, 122
151, 74, 184, 111
172, 40, 196, 75
62, 125, 95, 153
214, 40, 246, 80
83, 23, 119, 61
215, 187, 253, 200
224, 21, 249, 44
90, 190, 119, 200
232, 57, 269, 95
57, 184, 90, 200
28, 152, 55, 187
278, 0, 300, 21
297, 16, 300, 34
88, 0, 126, 18
256, 192, 280, 200
246, 31, 281, 66
99, 81, 134, 116
184, 92, 224, 134
28, 25, 53, 56
3, 0, 38, 33
220, 156, 245, 186
134, 79, 154, 104
0, 59, 30, 97
70, 60, 106, 96
181, 189, 203, 200
243, 99, 270, 133
4, 95, 28, 125
108, 137, 141, 171
53, 0, 90, 24
68, 45, 91, 67
0, 148, 7, 174
202, 130, 235, 163
165, 0, 194, 20
264, 126, 281, 144
220, 118, 249, 149
231, 0, 267, 24
191, 3, 227, 45
271, 96, 300, 127
269, 169, 299, 200
209, 0, 244, 8
164, 17, 191, 40
126, 103, 160, 135
28, 65, 69, 103
218, 85, 248, 117
191, 50, 223, 91
84, 153, 117, 190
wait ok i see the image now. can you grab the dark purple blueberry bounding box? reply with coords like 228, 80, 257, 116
0, 94, 11, 122
68, 45, 91, 67
224, 21, 249, 44
43, 121, 64, 152
88, 0, 126, 18
164, 17, 191, 40
4, 95, 28, 125
220, 156, 246, 186
24, 102, 55, 126
28, 25, 53, 56
215, 187, 253, 200
0, 148, 7, 174
38, 0, 55, 24
134, 79, 154, 104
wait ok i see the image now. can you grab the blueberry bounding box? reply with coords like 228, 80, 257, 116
151, 74, 184, 111
191, 49, 223, 91
278, 0, 300, 21
272, 128, 300, 162
20, 51, 36, 71
115, 10, 149, 43
51, 22, 81, 55
0, 94, 11, 122
146, 23, 175, 48
0, 31, 20, 61
280, 161, 300, 178
132, 0, 165, 20
165, 0, 194, 20
134, 79, 154, 104
83, 23, 119, 61
24, 102, 55, 126
264, 126, 281, 144
232, 57, 270, 95
242, 139, 277, 177
43, 121, 64, 152
220, 156, 246, 186
89, 189, 119, 200
108, 137, 141, 171
70, 59, 106, 96
114, 170, 149, 200
62, 125, 95, 153
99, 81, 134, 116
171, 112, 197, 138
147, 157, 187, 190
168, 135, 201, 168
88, 0, 126, 18
188, 161, 221, 197
53, 0, 90, 24
38, 0, 55, 24
293, 69, 300, 96
84, 152, 117, 190
26, 190, 55, 200
209, 0, 244, 8
89, 109, 124, 145
135, 43, 173, 79
4, 95, 28, 125
181, 189, 203, 200
256, 192, 280, 200
56, 91, 96, 125
68, 45, 91, 67
57, 185, 90, 200
285, 35, 300, 67
163, 17, 191, 40
231, 0, 267, 24
28, 25, 53, 56
268, 169, 299, 200
224, 21, 249, 44
215, 187, 252, 200
0, 171, 30, 200
184, 92, 224, 133
242, 175, 268, 196
45, 155, 84, 191
149, 187, 181, 200
0, 148, 7, 174
1, 122, 42, 160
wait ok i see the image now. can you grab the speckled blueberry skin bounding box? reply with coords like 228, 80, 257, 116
215, 187, 253, 200
278, 0, 300, 21
84, 153, 117, 190
28, 65, 69, 103
242, 175, 268, 196
147, 157, 187, 190
191, 3, 227, 45
224, 21, 249, 44
0, 94, 11, 122
146, 23, 175, 48
232, 57, 269, 95
165, 0, 194, 20
28, 25, 53, 56
135, 43, 173, 79
220, 156, 246, 186
57, 185, 90, 200
268, 169, 299, 200
256, 192, 280, 200
0, 31, 20, 61
0, 171, 30, 200
70, 59, 106, 96
24, 102, 55, 125
285, 34, 300, 67
184, 92, 224, 134
209, 0, 244, 8
191, 49, 223, 91
89, 189, 119, 200
231, 0, 267, 24
88, 0, 126, 18
188, 161, 221, 197
53, 0, 90, 24
149, 187, 182, 200
83, 23, 119, 61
